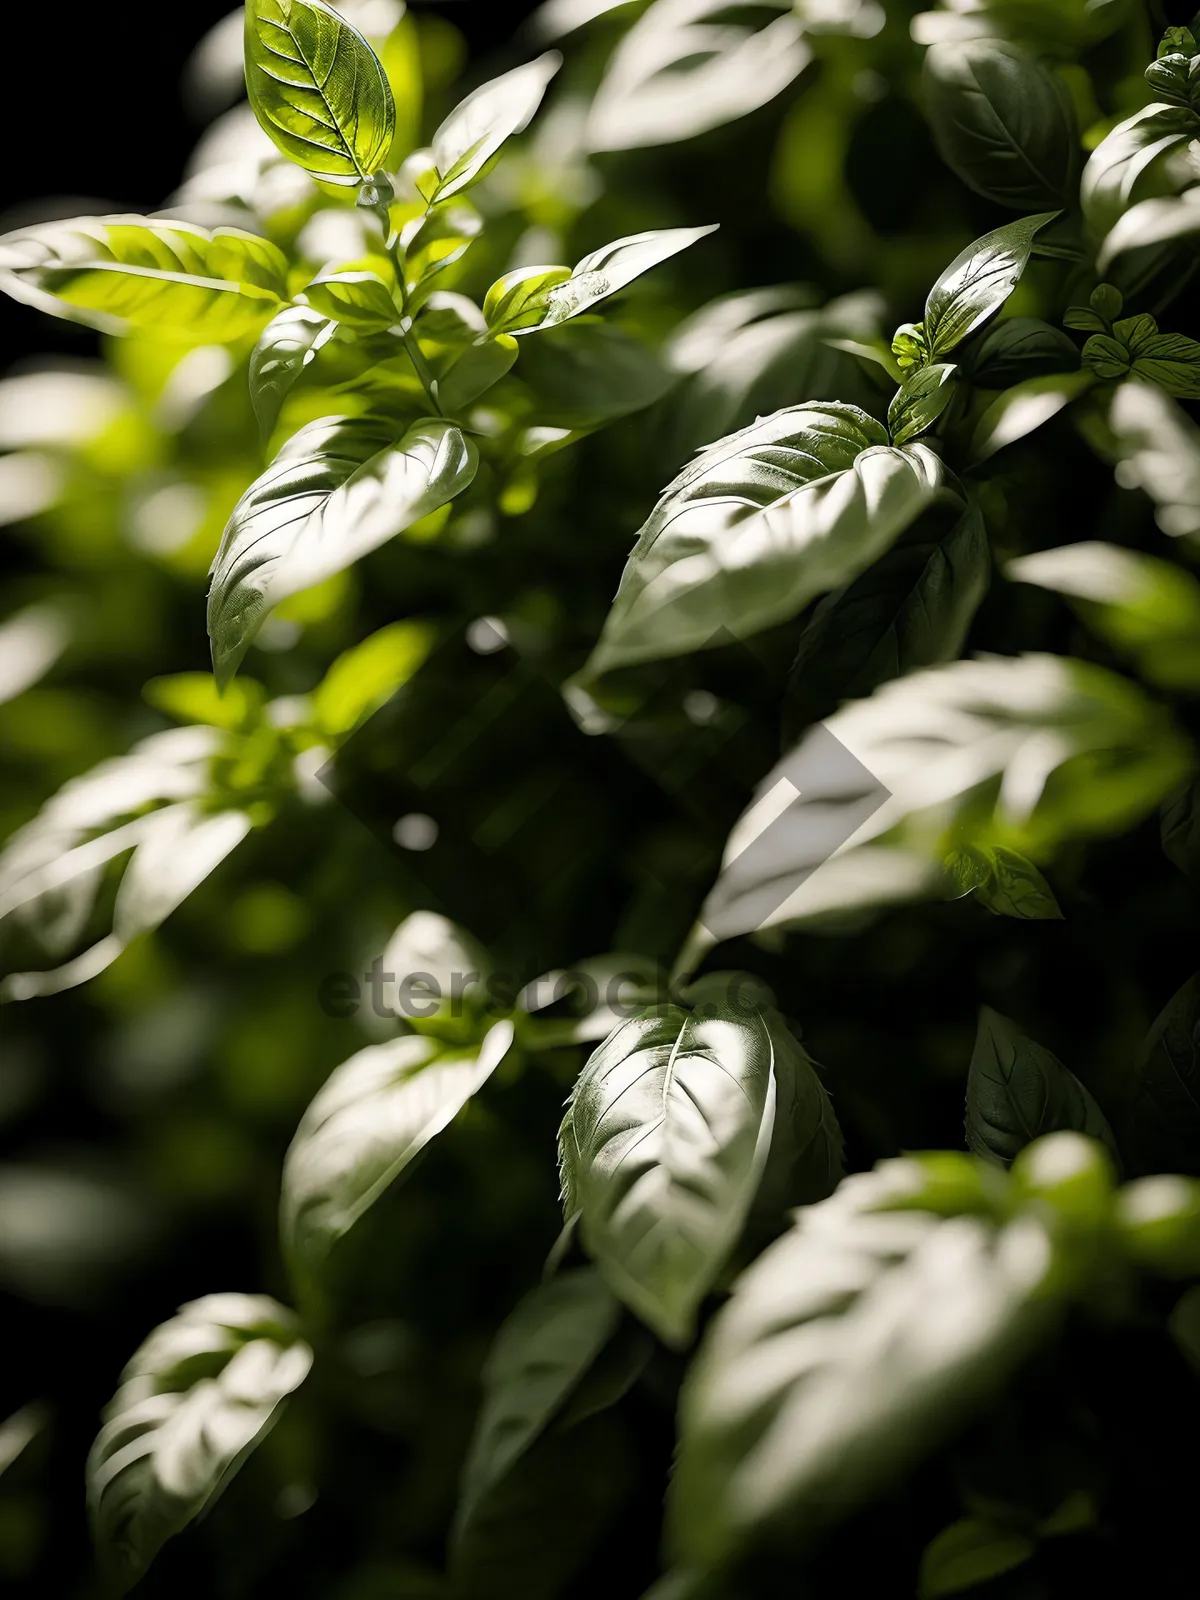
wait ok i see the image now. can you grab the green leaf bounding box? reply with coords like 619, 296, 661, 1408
1008, 541, 1200, 692
401, 201, 483, 309
958, 317, 1079, 387
298, 267, 399, 330
557, 999, 793, 1345
971, 371, 1093, 462
280, 1020, 514, 1277
587, 0, 812, 151
1081, 104, 1196, 242
695, 653, 1191, 945
437, 335, 519, 415
784, 502, 990, 742
207, 414, 477, 683
1125, 974, 1200, 1178
918, 1517, 1036, 1598
244, 0, 395, 186
1161, 779, 1200, 882
584, 404, 943, 676
144, 673, 266, 733
1108, 380, 1200, 540
924, 213, 1059, 362
1098, 189, 1200, 272
249, 306, 335, 441
947, 843, 1062, 919
430, 53, 561, 201
513, 321, 675, 429
485, 227, 718, 338
87, 1294, 312, 1591
667, 1157, 1060, 1566
453, 1269, 621, 1546
923, 41, 1079, 211
888, 362, 958, 446
666, 288, 890, 460
965, 1007, 1118, 1170
312, 620, 436, 736
0, 216, 286, 340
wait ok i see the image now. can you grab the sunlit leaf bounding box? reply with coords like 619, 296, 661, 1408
970, 371, 1093, 461
667, 1155, 1060, 1565
924, 213, 1059, 361
248, 305, 335, 441
281, 1020, 514, 1277
1108, 379, 1200, 539
888, 363, 957, 446
431, 53, 561, 201
298, 267, 400, 330
88, 1295, 311, 1590
0, 216, 287, 340
312, 619, 436, 736
207, 414, 477, 682
244, 0, 395, 186
584, 404, 943, 676
557, 998, 799, 1345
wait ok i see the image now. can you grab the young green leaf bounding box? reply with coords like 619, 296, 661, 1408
280, 1020, 514, 1277
888, 362, 957, 446
483, 227, 718, 337
207, 415, 477, 683
1008, 541, 1200, 691
244, 0, 395, 186
924, 213, 1059, 361
783, 503, 991, 742
430, 53, 561, 201
298, 267, 400, 330
695, 653, 1192, 946
453, 1268, 621, 1545
667, 1156, 1061, 1566
1082, 313, 1200, 398
922, 40, 1079, 211
557, 1000, 790, 1345
965, 1007, 1118, 1170
1125, 974, 1200, 1178
947, 844, 1062, 919
0, 216, 286, 340
248, 306, 335, 440
87, 1295, 312, 1590
312, 619, 436, 736
584, 404, 943, 676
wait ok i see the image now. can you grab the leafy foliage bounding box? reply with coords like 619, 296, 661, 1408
8, 4, 1200, 1598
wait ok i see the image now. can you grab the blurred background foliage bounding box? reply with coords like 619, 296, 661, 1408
5, 0, 1200, 1595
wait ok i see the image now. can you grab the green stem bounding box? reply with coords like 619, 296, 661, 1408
372, 201, 443, 417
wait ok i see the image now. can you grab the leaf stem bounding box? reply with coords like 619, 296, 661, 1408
372, 200, 443, 416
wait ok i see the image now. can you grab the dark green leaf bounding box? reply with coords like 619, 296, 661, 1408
244, 0, 395, 186
923, 41, 1079, 211
453, 1268, 620, 1544
958, 317, 1079, 387
437, 336, 519, 415
87, 1295, 312, 1590
965, 1007, 1118, 1170
1125, 974, 1200, 1178
947, 844, 1063, 920
918, 1517, 1036, 1598
514, 321, 675, 429
784, 502, 990, 741
207, 414, 477, 682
